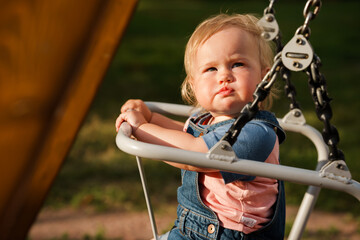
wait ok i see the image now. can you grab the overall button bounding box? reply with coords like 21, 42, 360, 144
207, 224, 215, 234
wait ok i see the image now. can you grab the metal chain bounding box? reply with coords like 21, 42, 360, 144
264, 0, 301, 111
295, 0, 344, 161
296, 0, 322, 39
292, 0, 344, 161
306, 55, 345, 161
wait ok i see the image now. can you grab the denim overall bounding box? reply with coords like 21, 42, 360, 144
167, 111, 286, 240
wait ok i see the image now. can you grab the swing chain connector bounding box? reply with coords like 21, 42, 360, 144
306, 55, 345, 162
281, 34, 314, 72
207, 140, 237, 163
281, 0, 322, 72
319, 160, 352, 184
258, 13, 280, 42
258, 0, 279, 42
282, 108, 306, 125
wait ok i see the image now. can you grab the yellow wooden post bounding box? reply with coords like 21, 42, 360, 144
0, 0, 137, 239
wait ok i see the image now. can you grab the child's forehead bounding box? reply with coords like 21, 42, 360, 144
198, 27, 258, 52
189, 27, 262, 71
199, 27, 256, 48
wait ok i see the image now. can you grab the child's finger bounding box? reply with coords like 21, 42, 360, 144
121, 100, 138, 113
115, 114, 125, 132
115, 119, 120, 132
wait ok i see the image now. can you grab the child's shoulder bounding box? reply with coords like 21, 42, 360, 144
251, 111, 286, 144
252, 110, 278, 125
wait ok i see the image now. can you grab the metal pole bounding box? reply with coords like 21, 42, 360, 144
136, 156, 159, 240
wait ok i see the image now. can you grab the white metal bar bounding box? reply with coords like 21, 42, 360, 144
116, 128, 360, 200
145, 101, 195, 117
288, 186, 321, 240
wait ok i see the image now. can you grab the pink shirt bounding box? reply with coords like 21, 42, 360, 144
199, 138, 280, 234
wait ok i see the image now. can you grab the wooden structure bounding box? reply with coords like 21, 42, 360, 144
0, 0, 137, 239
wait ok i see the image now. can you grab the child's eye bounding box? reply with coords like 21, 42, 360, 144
206, 67, 217, 72
232, 62, 244, 68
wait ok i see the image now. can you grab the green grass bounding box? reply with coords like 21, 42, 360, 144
45, 0, 360, 221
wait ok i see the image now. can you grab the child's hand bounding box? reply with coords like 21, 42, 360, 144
120, 99, 152, 122
115, 110, 147, 133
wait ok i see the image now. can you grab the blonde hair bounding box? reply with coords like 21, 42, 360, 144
181, 13, 276, 110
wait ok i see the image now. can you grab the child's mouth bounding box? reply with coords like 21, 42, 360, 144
217, 86, 234, 96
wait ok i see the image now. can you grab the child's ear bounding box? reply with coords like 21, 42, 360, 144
261, 67, 270, 79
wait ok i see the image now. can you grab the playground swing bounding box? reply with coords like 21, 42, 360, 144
116, 1, 360, 239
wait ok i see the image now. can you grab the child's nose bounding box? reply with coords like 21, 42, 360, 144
218, 70, 235, 84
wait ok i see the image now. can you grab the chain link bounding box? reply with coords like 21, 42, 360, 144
296, 0, 322, 38
281, 67, 301, 110
264, 0, 277, 15
264, 56, 282, 89
303, 0, 322, 19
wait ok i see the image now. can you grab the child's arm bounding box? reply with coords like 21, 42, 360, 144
120, 99, 184, 131
116, 110, 217, 172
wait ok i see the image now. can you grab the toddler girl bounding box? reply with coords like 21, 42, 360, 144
116, 13, 286, 240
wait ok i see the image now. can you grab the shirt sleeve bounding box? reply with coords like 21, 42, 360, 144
201, 121, 277, 184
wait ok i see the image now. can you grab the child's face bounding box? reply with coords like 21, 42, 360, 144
191, 27, 267, 118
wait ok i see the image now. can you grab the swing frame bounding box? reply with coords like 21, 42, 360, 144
116, 101, 360, 240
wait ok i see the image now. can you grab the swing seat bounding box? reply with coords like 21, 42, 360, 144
116, 101, 360, 240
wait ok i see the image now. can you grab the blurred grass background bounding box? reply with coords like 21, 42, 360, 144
44, 0, 360, 225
